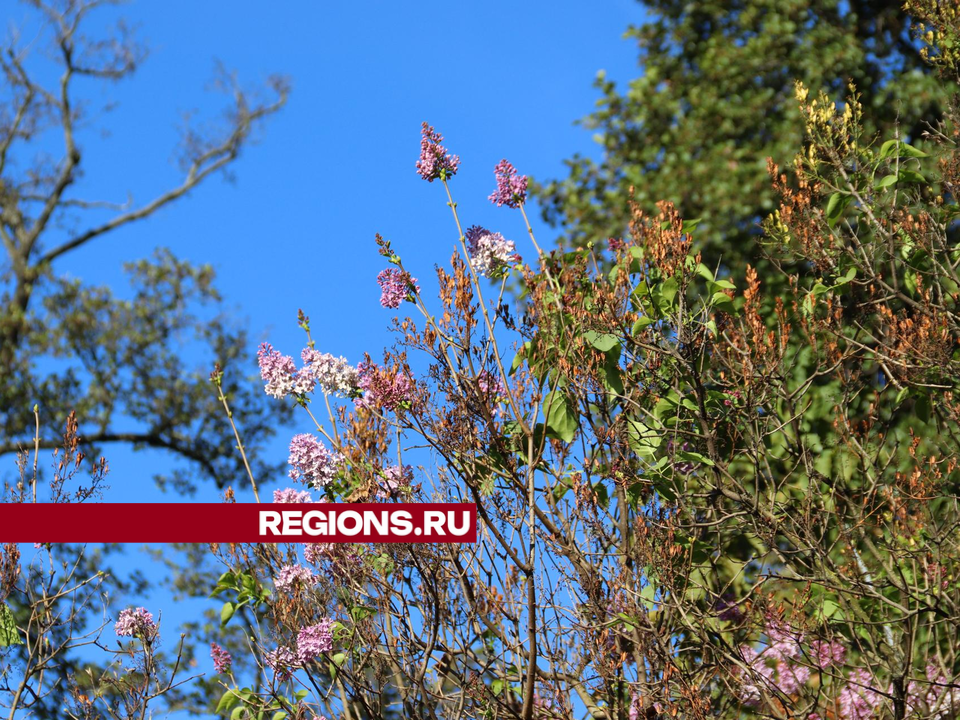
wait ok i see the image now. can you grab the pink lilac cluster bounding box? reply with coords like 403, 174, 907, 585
210, 642, 232, 673
115, 607, 158, 640
288, 434, 342, 488
273, 487, 313, 503
257, 343, 315, 399
736, 618, 960, 719
274, 564, 316, 592
377, 269, 419, 309
838, 668, 883, 720
377, 464, 413, 499
356, 362, 415, 412
464, 225, 520, 278
608, 237, 627, 252
416, 122, 460, 182
489, 159, 528, 208
296, 618, 335, 664
301, 348, 359, 398
477, 369, 507, 403
265, 645, 298, 680
738, 619, 812, 703
303, 541, 334, 564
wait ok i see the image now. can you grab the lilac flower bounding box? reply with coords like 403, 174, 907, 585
838, 668, 882, 720
809, 639, 846, 668
377, 269, 419, 309
296, 618, 335, 664
303, 541, 334, 564
921, 664, 960, 719
377, 464, 413, 499
301, 348, 359, 397
257, 343, 314, 399
265, 645, 298, 680
288, 434, 343, 488
489, 159, 528, 207
776, 660, 811, 695
464, 225, 520, 278
273, 487, 313, 504
210, 642, 232, 673
629, 694, 642, 720
275, 564, 316, 592
416, 122, 460, 182
356, 362, 415, 412
608, 237, 626, 252
477, 369, 507, 402
115, 607, 158, 640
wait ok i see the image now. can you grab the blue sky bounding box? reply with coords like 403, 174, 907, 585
7, 1, 649, 711
5, 0, 647, 502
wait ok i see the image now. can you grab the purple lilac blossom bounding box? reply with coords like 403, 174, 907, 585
377, 269, 419, 309
356, 362, 415, 412
257, 343, 314, 399
838, 668, 883, 720
274, 564, 316, 592
265, 646, 298, 680
303, 541, 334, 564
809, 639, 846, 668
273, 487, 313, 504
115, 607, 158, 640
489, 159, 528, 207
416, 122, 460, 181
301, 348, 359, 397
377, 464, 413, 499
464, 225, 520, 278
210, 642, 232, 673
296, 618, 335, 664
288, 434, 342, 488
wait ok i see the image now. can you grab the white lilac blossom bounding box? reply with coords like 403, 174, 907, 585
301, 348, 359, 397
465, 225, 519, 278
288, 434, 343, 488
274, 564, 316, 592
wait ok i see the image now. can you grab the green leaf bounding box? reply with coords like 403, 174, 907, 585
632, 316, 655, 334
230, 706, 246, 720
875, 173, 899, 189
220, 601, 236, 627
825, 192, 852, 227
915, 393, 932, 423
272, 712, 288, 720
491, 679, 505, 696
626, 419, 661, 458
660, 277, 679, 308
898, 169, 925, 184
544, 390, 578, 443
0, 603, 21, 646
216, 690, 241, 714
584, 330, 620, 353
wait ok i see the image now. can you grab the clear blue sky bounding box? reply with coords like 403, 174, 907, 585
10, 1, 649, 711
8, 0, 647, 503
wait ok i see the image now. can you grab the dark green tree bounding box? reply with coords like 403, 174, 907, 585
0, 0, 291, 492
536, 0, 945, 272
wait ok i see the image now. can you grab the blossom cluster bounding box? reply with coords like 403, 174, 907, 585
737, 618, 960, 719
274, 563, 316, 592
296, 618, 335, 664
210, 642, 232, 673
489, 159, 528, 208
357, 362, 415, 412
114, 607, 158, 640
288, 434, 343, 488
465, 225, 520, 278
377, 464, 413, 499
301, 348, 359, 397
257, 343, 314, 399
377, 268, 419, 309
273, 487, 314, 503
416, 122, 460, 182
258, 343, 360, 400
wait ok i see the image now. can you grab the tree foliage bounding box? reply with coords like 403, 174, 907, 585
0, 0, 291, 491
536, 0, 947, 274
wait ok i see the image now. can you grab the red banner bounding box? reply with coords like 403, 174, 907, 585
0, 503, 477, 543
